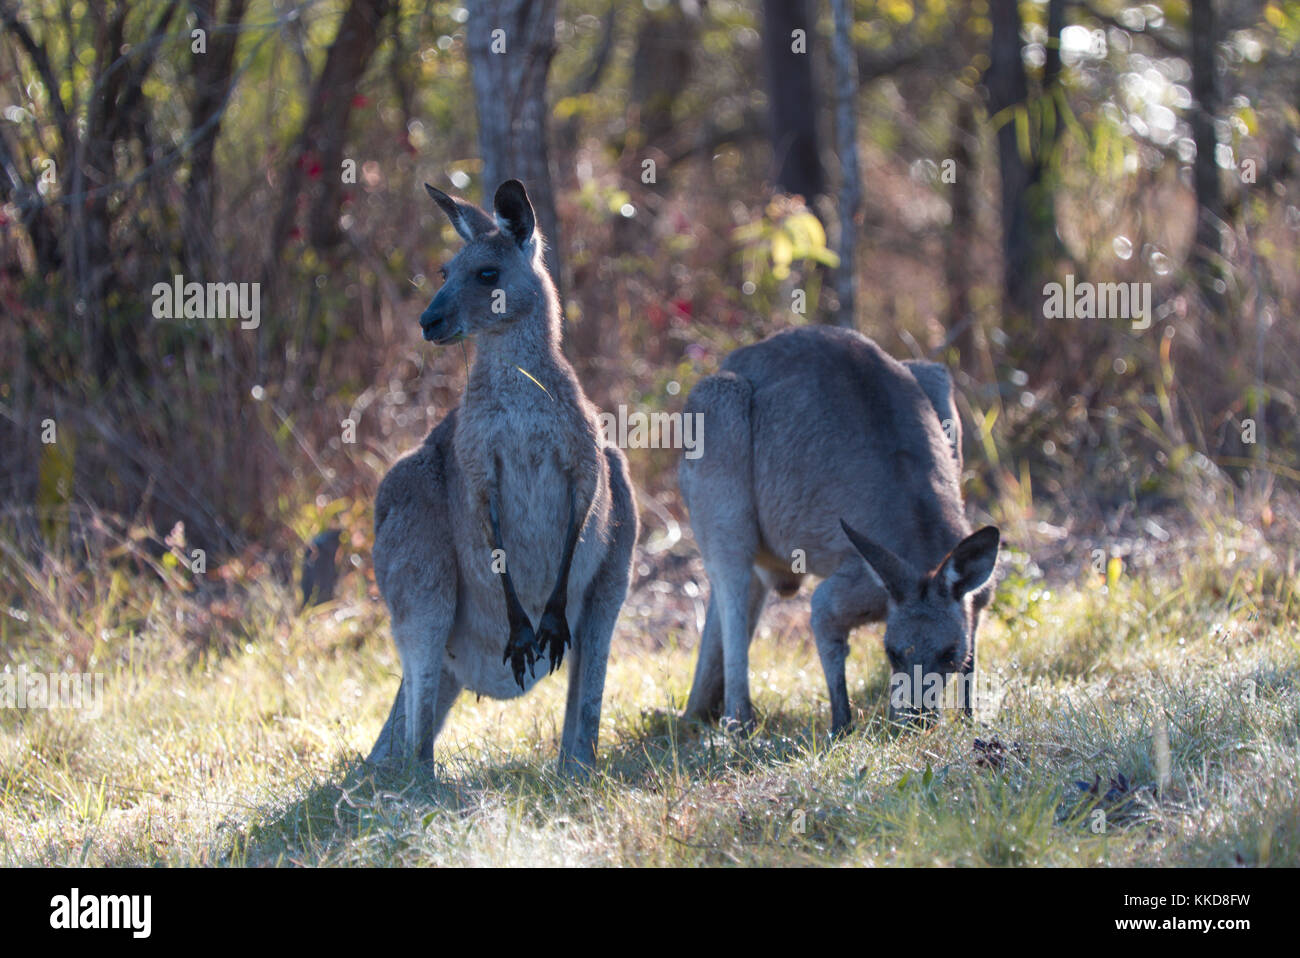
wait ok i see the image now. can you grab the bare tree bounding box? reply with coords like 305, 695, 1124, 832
185, 0, 249, 275
1189, 0, 1228, 320
268, 0, 393, 262
945, 96, 978, 368
630, 0, 696, 148
466, 0, 563, 289
1030, 0, 1066, 268
828, 0, 860, 328
985, 0, 1033, 324
761, 0, 824, 201
986, 0, 1067, 347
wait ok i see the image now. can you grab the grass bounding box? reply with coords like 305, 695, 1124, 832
1, 520, 1297, 867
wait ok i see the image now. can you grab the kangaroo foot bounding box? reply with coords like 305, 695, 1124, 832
536, 602, 571, 673
720, 705, 757, 737
502, 619, 541, 689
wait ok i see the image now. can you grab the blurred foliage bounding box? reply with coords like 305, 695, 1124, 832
0, 0, 1295, 592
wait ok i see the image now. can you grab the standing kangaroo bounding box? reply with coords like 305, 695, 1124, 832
366, 179, 637, 774
679, 325, 999, 734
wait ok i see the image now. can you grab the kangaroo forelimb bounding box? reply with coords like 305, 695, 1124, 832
537, 484, 580, 673
490, 490, 542, 689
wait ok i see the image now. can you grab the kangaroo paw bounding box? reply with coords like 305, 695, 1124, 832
536, 603, 571, 674
502, 619, 540, 689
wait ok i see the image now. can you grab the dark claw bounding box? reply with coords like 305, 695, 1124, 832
536, 603, 571, 674
502, 619, 540, 690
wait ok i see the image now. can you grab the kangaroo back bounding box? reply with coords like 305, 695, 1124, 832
721, 326, 967, 575
904, 359, 963, 473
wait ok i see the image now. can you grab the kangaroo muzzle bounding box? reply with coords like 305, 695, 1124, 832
420, 289, 461, 344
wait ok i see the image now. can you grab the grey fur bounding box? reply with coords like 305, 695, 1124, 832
366, 180, 637, 774
679, 326, 998, 733
903, 359, 963, 472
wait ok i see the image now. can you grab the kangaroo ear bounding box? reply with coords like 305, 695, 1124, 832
938, 526, 1000, 601
493, 179, 536, 248
424, 183, 493, 241
840, 519, 918, 605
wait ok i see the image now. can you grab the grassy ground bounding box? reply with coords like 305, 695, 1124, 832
1, 512, 1297, 867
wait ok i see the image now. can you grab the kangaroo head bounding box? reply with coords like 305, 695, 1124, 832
839, 520, 1000, 722
419, 179, 547, 344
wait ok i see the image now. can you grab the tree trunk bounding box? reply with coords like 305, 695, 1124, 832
0, 125, 61, 276
630, 1, 695, 148
761, 0, 824, 200
0, 3, 71, 278
268, 0, 393, 263
466, 0, 563, 290
828, 0, 860, 328
78, 1, 179, 385
185, 0, 248, 276
1043, 0, 1064, 99
1030, 0, 1065, 265
946, 97, 977, 367
985, 0, 1033, 329
1189, 0, 1228, 319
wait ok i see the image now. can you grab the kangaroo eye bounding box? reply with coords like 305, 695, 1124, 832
476, 267, 499, 284
438, 266, 448, 281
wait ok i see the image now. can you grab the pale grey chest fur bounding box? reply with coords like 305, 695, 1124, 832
446, 402, 607, 698
454, 377, 602, 613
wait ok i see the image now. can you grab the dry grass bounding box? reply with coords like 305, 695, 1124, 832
1, 508, 1297, 867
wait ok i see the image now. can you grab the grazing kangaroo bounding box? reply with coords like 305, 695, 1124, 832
679, 325, 999, 734
366, 179, 637, 774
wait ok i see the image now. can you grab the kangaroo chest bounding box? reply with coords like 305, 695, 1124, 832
454, 387, 594, 608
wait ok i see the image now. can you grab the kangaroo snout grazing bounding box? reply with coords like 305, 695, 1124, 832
679, 326, 1000, 734
367, 179, 637, 774
838, 519, 999, 724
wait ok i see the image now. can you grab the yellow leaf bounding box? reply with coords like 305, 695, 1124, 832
771, 231, 794, 270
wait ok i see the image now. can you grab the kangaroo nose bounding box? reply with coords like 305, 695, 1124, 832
420, 304, 446, 341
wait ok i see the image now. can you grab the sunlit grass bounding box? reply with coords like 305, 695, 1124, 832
1, 530, 1297, 867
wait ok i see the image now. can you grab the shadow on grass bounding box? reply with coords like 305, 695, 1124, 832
231, 674, 908, 865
